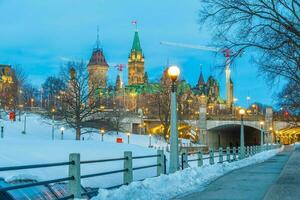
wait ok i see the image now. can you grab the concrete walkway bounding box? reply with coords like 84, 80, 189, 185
174, 146, 297, 200
263, 145, 300, 200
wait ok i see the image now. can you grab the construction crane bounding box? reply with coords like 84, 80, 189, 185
160, 41, 235, 59
160, 41, 237, 108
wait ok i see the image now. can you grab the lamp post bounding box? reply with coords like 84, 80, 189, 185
260, 121, 264, 149
60, 127, 64, 140
239, 109, 245, 158
22, 112, 27, 134
100, 128, 105, 142
149, 134, 152, 147
127, 132, 131, 144
168, 65, 180, 173
269, 127, 273, 147
51, 108, 56, 140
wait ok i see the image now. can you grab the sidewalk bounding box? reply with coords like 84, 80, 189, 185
174, 146, 294, 200
263, 145, 300, 200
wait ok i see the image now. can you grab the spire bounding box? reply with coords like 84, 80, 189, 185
131, 31, 142, 53
198, 65, 205, 85
96, 26, 100, 50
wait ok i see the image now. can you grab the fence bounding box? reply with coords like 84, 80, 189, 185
181, 144, 281, 169
0, 144, 281, 199
0, 150, 166, 199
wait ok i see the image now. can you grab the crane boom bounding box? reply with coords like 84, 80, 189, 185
160, 41, 220, 52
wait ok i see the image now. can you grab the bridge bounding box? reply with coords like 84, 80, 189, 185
117, 107, 299, 148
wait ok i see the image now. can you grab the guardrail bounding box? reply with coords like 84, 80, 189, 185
181, 144, 281, 169
0, 150, 166, 199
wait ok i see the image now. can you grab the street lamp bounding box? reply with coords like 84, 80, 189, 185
149, 134, 152, 147
269, 127, 273, 147
100, 128, 105, 142
167, 65, 180, 173
260, 121, 264, 149
239, 109, 245, 158
51, 108, 56, 140
126, 132, 131, 144
22, 113, 27, 134
60, 127, 64, 140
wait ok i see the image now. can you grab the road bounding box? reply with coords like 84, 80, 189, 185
174, 145, 299, 200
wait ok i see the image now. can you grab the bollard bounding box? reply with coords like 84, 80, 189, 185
197, 151, 203, 167
157, 150, 165, 175
69, 153, 81, 199
181, 149, 188, 169
219, 147, 223, 163
209, 148, 214, 165
233, 147, 237, 160
226, 147, 230, 162
123, 151, 133, 185
0, 126, 3, 139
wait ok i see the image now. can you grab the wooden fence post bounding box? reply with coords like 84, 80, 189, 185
69, 153, 81, 199
124, 151, 133, 185
157, 150, 165, 175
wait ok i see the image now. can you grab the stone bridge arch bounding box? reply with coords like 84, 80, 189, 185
207, 123, 262, 148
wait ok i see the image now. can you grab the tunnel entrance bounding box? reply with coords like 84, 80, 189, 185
207, 124, 261, 149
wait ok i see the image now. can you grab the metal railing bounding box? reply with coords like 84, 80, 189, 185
181, 144, 281, 169
0, 150, 166, 199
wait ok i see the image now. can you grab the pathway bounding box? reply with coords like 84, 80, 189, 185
174, 145, 297, 200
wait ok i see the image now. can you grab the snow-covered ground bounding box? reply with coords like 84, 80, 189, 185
0, 113, 167, 188
93, 146, 284, 200
0, 113, 283, 199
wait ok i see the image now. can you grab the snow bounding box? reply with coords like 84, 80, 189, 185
0, 113, 167, 148
0, 113, 284, 200
92, 147, 283, 200
0, 114, 166, 188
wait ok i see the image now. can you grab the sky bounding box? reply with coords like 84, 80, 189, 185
0, 0, 279, 107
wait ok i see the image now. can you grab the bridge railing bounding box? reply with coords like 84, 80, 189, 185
0, 150, 166, 199
180, 144, 281, 169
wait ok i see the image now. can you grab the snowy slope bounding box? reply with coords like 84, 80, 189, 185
0, 114, 165, 188
0, 113, 167, 147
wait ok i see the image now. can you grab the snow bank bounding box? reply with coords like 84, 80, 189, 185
93, 147, 283, 200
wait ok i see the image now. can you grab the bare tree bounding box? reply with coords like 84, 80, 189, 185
58, 61, 101, 140
277, 80, 300, 125
198, 0, 300, 114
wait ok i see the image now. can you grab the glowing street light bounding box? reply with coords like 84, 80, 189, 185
260, 121, 264, 148
100, 128, 105, 142
127, 132, 131, 144
167, 65, 180, 173
269, 127, 273, 146
239, 109, 245, 158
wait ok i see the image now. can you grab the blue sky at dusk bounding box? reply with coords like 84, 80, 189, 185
0, 0, 279, 107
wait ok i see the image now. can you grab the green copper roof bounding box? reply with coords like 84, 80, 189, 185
131, 31, 142, 52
